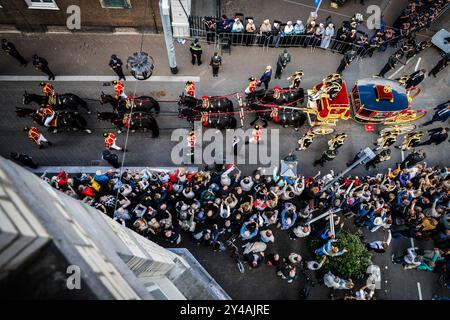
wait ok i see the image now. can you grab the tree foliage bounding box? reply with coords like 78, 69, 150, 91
314, 232, 373, 279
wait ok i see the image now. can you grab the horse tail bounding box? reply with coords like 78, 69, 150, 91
154, 101, 160, 114
15, 107, 35, 117
78, 97, 90, 112
151, 118, 160, 138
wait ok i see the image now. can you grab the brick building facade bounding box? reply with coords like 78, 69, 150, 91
0, 0, 162, 32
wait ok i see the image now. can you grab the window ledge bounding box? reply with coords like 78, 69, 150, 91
27, 6, 60, 11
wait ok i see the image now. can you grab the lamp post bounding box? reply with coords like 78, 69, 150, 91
159, 0, 178, 74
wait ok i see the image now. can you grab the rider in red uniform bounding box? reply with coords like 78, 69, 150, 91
185, 80, 196, 97
24, 126, 52, 148
103, 132, 123, 151
112, 80, 127, 100
245, 77, 259, 95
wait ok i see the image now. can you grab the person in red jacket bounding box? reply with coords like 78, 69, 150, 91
185, 80, 196, 97
103, 132, 123, 151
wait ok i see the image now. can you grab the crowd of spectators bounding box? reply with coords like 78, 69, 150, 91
201, 0, 448, 57
41, 154, 450, 299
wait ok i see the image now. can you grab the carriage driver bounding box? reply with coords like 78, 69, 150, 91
185, 81, 196, 98
112, 80, 128, 100
37, 104, 56, 128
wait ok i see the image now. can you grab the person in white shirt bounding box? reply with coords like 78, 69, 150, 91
365, 230, 392, 253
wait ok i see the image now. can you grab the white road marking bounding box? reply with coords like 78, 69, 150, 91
283, 0, 352, 18
410, 236, 415, 248
211, 77, 227, 88
401, 150, 405, 161
415, 57, 422, 72
406, 57, 414, 65
388, 66, 405, 79
31, 166, 198, 174
0, 75, 201, 82
417, 282, 423, 300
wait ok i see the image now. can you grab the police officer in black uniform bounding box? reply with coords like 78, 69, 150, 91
1, 39, 28, 66
377, 52, 403, 78
209, 52, 222, 77
313, 148, 338, 167
336, 49, 357, 75
109, 54, 126, 81
32, 54, 55, 80
190, 38, 203, 65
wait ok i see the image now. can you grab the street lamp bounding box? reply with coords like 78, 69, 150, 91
127, 51, 154, 80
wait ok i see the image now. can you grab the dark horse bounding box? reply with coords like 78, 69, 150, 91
15, 107, 92, 134
23, 91, 91, 114
100, 92, 160, 114
97, 111, 159, 138
178, 93, 237, 129
247, 87, 307, 130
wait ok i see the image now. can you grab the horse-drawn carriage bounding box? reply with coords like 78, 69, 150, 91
302, 75, 427, 136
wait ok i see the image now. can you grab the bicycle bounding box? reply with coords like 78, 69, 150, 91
225, 234, 245, 274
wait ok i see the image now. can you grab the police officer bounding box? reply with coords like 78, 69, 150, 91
209, 52, 222, 77
109, 54, 126, 81
429, 52, 449, 78
275, 49, 291, 79
189, 38, 203, 65
313, 148, 338, 167
32, 54, 55, 81
365, 149, 391, 170
416, 127, 449, 147
1, 39, 28, 66
24, 126, 52, 148
400, 149, 426, 169
404, 69, 427, 90
102, 150, 120, 168
377, 52, 403, 78
336, 49, 357, 75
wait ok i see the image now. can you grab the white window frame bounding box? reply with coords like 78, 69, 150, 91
100, 0, 132, 9
24, 0, 59, 10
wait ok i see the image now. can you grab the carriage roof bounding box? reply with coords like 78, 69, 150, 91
355, 78, 409, 113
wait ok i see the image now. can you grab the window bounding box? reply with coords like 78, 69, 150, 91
100, 0, 131, 9
24, 0, 59, 10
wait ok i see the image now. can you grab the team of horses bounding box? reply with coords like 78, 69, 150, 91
15, 86, 309, 137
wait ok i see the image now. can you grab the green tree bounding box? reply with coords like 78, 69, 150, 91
315, 232, 373, 279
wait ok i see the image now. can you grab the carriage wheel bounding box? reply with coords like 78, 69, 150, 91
380, 124, 416, 136
312, 126, 335, 135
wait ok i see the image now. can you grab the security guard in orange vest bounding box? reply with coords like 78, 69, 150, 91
103, 132, 123, 151
112, 80, 127, 100
24, 126, 51, 148
185, 80, 196, 97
